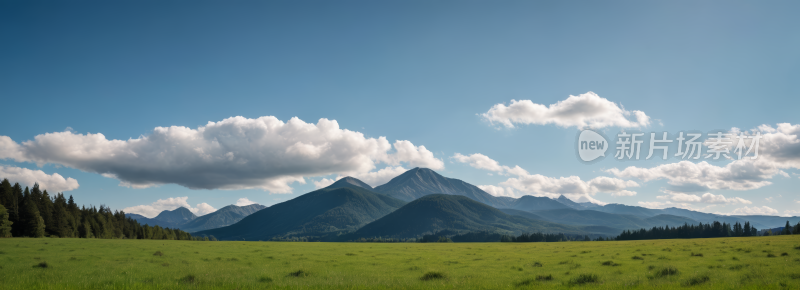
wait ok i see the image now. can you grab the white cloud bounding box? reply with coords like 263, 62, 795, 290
656, 192, 752, 205
607, 160, 780, 193
477, 185, 516, 198
726, 206, 779, 216
235, 197, 257, 206
0, 164, 79, 192
123, 196, 217, 218
452, 153, 504, 172
452, 153, 633, 202
746, 123, 800, 169
637, 200, 719, 211
638, 201, 668, 209
313, 178, 336, 189
481, 92, 651, 129
783, 210, 800, 217
0, 116, 443, 193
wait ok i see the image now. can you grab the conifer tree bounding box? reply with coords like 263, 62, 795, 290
0, 204, 12, 237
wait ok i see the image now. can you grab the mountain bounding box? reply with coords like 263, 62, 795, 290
180, 204, 266, 232
556, 195, 600, 210
125, 207, 197, 229
155, 207, 197, 224
529, 208, 698, 231
594, 203, 662, 217
326, 177, 374, 191
373, 167, 509, 207
351, 194, 583, 239
510, 195, 570, 211
194, 186, 406, 241
499, 208, 545, 221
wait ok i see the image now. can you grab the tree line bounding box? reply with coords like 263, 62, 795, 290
615, 221, 799, 241
0, 179, 201, 240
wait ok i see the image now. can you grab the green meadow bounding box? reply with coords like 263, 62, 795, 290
1, 236, 799, 289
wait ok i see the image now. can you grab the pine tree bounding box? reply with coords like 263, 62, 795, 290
784, 221, 792, 235
0, 204, 13, 237
40, 190, 55, 235
80, 220, 93, 238
9, 183, 23, 236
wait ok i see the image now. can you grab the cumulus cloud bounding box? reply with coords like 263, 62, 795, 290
725, 206, 779, 216
740, 123, 800, 169
452, 153, 504, 172
0, 116, 443, 193
123, 196, 217, 218
235, 197, 257, 206
481, 92, 651, 129
637, 201, 668, 209
607, 160, 780, 193
477, 185, 516, 198
452, 153, 634, 202
313, 178, 336, 189
783, 210, 800, 217
0, 164, 79, 192
656, 192, 752, 205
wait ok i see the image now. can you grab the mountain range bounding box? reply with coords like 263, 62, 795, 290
125, 204, 265, 232
150, 167, 800, 241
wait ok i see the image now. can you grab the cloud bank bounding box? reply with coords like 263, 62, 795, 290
0, 164, 79, 192
0, 116, 444, 193
481, 92, 650, 129
452, 153, 638, 203
235, 197, 257, 207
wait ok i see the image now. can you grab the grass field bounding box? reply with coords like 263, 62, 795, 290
1, 236, 799, 289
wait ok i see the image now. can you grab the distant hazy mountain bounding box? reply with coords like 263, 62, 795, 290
125, 204, 265, 231
529, 208, 698, 231
594, 203, 662, 217
510, 195, 570, 211
555, 195, 601, 210
155, 207, 197, 224
194, 186, 406, 241
351, 194, 582, 239
125, 207, 197, 228
588, 204, 795, 230
373, 167, 509, 207
499, 208, 545, 221
181, 204, 266, 233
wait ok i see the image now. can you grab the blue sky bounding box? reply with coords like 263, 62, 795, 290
1, 0, 798, 217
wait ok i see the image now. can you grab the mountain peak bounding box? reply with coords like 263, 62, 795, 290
372, 167, 510, 207
326, 176, 373, 190
154, 206, 198, 224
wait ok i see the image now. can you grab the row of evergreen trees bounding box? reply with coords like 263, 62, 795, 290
616, 221, 777, 241
500, 232, 577, 242
0, 179, 195, 240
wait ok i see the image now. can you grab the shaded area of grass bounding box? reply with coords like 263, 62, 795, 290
288, 270, 309, 277
567, 274, 599, 285
180, 274, 196, 284
681, 274, 710, 286
652, 266, 679, 278
420, 272, 446, 281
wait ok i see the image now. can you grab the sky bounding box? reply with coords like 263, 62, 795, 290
1, 0, 799, 218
